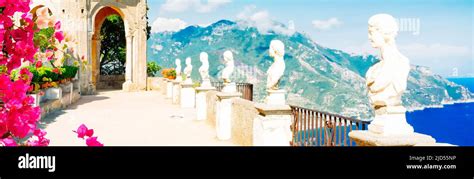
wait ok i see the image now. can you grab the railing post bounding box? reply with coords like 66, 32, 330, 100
253, 104, 292, 146
195, 86, 216, 120
216, 90, 242, 140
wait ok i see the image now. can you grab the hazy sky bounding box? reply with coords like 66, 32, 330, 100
147, 0, 473, 77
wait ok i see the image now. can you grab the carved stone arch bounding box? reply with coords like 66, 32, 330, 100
88, 0, 148, 91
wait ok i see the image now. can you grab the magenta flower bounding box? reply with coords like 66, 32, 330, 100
74, 124, 103, 146
86, 137, 104, 147
54, 31, 64, 43
27, 129, 50, 146
75, 124, 94, 139
54, 21, 61, 30
0, 138, 17, 147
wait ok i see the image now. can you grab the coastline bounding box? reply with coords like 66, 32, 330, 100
406, 98, 474, 112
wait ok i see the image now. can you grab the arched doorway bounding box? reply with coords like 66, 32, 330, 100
91, 7, 125, 90
90, 2, 148, 92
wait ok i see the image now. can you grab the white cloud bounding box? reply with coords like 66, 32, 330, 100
151, 17, 188, 33
312, 18, 343, 31
236, 5, 295, 36
160, 0, 231, 13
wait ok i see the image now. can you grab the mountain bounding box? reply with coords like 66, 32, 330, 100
147, 19, 473, 120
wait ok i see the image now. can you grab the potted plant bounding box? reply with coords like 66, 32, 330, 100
162, 68, 177, 80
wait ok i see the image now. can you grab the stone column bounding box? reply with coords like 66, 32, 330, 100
180, 83, 196, 108
172, 80, 181, 105
216, 92, 242, 140
122, 34, 134, 91
161, 78, 168, 95
253, 104, 292, 146
166, 79, 173, 99
195, 86, 216, 120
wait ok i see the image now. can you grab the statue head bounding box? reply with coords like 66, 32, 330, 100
175, 58, 181, 66
200, 52, 208, 63
185, 57, 191, 66
223, 50, 233, 62
368, 14, 399, 49
269, 40, 285, 58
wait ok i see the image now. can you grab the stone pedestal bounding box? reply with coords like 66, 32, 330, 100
216, 92, 242, 140
349, 130, 436, 146
368, 106, 414, 136
180, 83, 196, 108
195, 86, 216, 121
161, 78, 168, 95
264, 90, 287, 105
166, 79, 173, 99
172, 80, 181, 105
349, 106, 436, 146
45, 87, 62, 100
201, 79, 212, 88
253, 103, 292, 146
222, 82, 237, 93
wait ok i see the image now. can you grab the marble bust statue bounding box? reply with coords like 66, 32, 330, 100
221, 50, 234, 84
199, 52, 211, 87
266, 40, 286, 90
183, 57, 193, 83
365, 14, 414, 135
366, 13, 410, 114
175, 58, 182, 81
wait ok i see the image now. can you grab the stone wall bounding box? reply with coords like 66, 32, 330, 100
96, 75, 125, 89
206, 90, 219, 128
231, 98, 259, 146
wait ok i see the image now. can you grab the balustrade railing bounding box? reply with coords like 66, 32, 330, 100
290, 105, 370, 146
211, 82, 254, 101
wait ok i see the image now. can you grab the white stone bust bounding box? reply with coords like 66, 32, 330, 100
183, 57, 193, 83
221, 50, 234, 84
266, 40, 286, 90
199, 52, 212, 87
365, 14, 410, 115
175, 58, 182, 78
199, 52, 210, 80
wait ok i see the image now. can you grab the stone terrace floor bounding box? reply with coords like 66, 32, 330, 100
41, 90, 235, 146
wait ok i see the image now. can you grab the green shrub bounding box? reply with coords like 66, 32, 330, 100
147, 61, 162, 77
61, 66, 79, 79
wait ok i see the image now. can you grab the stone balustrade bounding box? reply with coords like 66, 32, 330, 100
202, 88, 291, 146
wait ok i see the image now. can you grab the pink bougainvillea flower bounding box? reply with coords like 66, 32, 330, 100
19, 68, 33, 82
35, 7, 56, 29
35, 17, 49, 29
54, 21, 61, 30
26, 129, 50, 146
75, 124, 94, 139
54, 31, 64, 43
86, 137, 103, 147
0, 138, 18, 147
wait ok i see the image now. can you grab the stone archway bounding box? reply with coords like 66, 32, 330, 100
89, 1, 148, 92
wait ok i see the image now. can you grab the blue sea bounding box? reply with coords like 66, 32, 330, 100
406, 78, 474, 146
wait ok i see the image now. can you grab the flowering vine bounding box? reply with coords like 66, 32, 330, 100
1, 0, 100, 147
